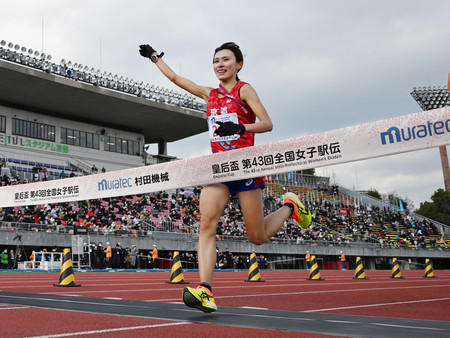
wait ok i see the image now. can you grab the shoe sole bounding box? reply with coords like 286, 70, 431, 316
285, 193, 311, 229
182, 288, 217, 313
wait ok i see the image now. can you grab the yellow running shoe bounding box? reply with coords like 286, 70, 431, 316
182, 285, 217, 313
283, 192, 311, 229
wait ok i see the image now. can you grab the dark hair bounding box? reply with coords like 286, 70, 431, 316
214, 42, 243, 81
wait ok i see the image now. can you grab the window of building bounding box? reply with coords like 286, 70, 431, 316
61, 127, 99, 149
12, 118, 55, 142
104, 136, 139, 155
93, 134, 99, 149
0, 115, 6, 133
80, 131, 86, 147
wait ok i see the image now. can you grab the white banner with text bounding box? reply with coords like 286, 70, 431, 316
0, 107, 448, 207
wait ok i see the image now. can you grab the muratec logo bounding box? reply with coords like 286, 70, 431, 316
380, 119, 450, 145
98, 177, 133, 191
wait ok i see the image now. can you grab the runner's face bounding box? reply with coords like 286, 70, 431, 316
213, 49, 242, 82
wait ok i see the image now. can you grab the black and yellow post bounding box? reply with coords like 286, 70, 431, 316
307, 255, 325, 280
54, 248, 81, 287
390, 257, 404, 279
245, 252, 265, 282
352, 256, 369, 279
423, 258, 436, 278
166, 251, 189, 284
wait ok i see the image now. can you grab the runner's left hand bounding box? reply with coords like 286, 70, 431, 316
215, 121, 246, 136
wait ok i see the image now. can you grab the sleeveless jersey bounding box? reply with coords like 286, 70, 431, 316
206, 81, 256, 153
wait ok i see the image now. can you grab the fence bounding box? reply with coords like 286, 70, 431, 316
19, 250, 63, 270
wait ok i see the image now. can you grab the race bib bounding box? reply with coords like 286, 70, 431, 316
208, 113, 240, 142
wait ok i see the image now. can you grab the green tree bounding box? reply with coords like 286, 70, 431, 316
366, 188, 381, 200
385, 192, 411, 211
416, 189, 450, 226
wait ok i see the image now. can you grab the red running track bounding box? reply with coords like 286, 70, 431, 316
0, 269, 449, 337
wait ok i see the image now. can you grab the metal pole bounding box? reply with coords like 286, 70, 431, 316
439, 146, 450, 191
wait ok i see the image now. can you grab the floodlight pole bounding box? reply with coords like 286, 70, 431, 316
411, 84, 450, 192
446, 72, 450, 191
439, 146, 450, 191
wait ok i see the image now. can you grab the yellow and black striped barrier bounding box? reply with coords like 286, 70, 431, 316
166, 251, 190, 284
353, 256, 369, 279
423, 258, 436, 278
54, 248, 81, 287
390, 257, 404, 279
245, 252, 265, 282
307, 255, 325, 280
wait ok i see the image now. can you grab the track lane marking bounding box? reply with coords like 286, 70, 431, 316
25, 322, 190, 338
325, 320, 358, 324
240, 306, 269, 310
3, 276, 448, 289
33, 280, 449, 296
371, 322, 445, 331
147, 284, 450, 302
0, 306, 28, 310
2, 291, 449, 336
304, 297, 450, 312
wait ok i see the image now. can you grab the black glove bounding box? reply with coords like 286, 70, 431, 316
139, 44, 157, 58
215, 121, 246, 136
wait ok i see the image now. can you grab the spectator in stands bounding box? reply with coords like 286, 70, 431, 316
97, 242, 105, 268
339, 251, 346, 270
1, 249, 8, 269
8, 249, 15, 269
89, 242, 98, 269
2, 173, 11, 186
151, 244, 158, 269
91, 165, 98, 174
41, 167, 48, 181
16, 249, 24, 265
111, 243, 123, 268
258, 255, 268, 269
59, 170, 66, 179
104, 242, 112, 268
130, 245, 138, 269
146, 251, 154, 269
305, 251, 311, 270
124, 247, 131, 268
224, 248, 233, 269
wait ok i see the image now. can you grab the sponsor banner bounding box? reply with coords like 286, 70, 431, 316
0, 107, 448, 207
340, 208, 354, 215
0, 133, 70, 154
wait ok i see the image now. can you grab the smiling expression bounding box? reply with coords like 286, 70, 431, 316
213, 49, 243, 82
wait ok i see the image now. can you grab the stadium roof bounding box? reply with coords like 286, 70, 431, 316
0, 59, 207, 143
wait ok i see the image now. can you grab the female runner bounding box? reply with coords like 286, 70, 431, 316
139, 42, 311, 312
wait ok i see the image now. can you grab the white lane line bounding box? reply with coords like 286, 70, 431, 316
148, 284, 450, 302
4, 276, 448, 289
0, 306, 29, 310
240, 306, 268, 310
0, 294, 147, 309
304, 297, 450, 312
38, 279, 449, 296
25, 322, 190, 338
325, 320, 358, 324
371, 322, 445, 331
